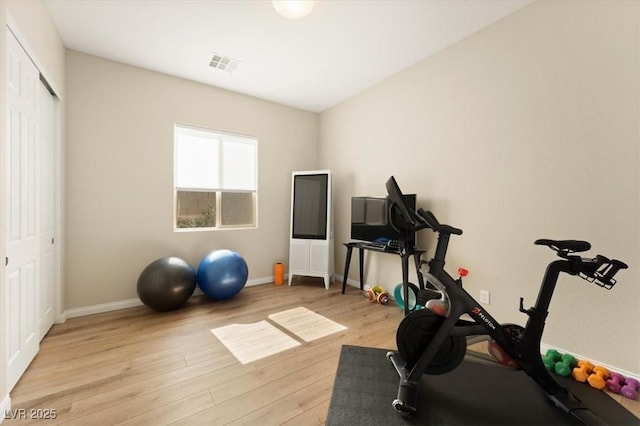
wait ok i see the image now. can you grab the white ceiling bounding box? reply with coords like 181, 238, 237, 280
45, 0, 532, 113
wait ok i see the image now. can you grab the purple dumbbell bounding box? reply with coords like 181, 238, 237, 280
621, 378, 639, 400
606, 372, 625, 393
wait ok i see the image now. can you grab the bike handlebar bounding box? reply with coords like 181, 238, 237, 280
385, 176, 417, 228
385, 176, 462, 235
583, 255, 628, 289
417, 208, 463, 235
535, 239, 628, 289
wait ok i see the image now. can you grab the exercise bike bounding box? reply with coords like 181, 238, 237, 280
383, 176, 628, 425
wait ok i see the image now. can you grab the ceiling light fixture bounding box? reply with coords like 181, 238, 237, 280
272, 1, 315, 20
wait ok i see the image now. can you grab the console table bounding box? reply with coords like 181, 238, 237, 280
341, 242, 426, 314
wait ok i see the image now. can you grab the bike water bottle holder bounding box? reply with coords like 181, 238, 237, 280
579, 255, 628, 290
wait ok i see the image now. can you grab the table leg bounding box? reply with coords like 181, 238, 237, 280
358, 247, 365, 290
342, 246, 354, 294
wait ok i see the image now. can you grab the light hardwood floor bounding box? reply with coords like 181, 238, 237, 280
5, 278, 639, 425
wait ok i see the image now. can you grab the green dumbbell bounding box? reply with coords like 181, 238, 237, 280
542, 349, 561, 371
554, 353, 577, 376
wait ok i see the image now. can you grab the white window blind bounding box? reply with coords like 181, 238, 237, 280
175, 125, 256, 192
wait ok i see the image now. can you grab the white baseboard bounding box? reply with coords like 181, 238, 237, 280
65, 298, 144, 319
0, 393, 10, 424
246, 275, 277, 287
54, 312, 67, 324
63, 276, 276, 319
338, 274, 361, 289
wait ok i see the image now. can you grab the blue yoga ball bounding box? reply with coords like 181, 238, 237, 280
197, 250, 249, 300
137, 257, 196, 312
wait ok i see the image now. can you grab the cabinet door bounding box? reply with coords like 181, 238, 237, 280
289, 239, 309, 272
308, 242, 329, 274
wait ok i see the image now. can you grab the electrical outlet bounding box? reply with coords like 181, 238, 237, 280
480, 290, 490, 304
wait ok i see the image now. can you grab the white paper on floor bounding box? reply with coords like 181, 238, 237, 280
211, 320, 301, 365
268, 306, 347, 342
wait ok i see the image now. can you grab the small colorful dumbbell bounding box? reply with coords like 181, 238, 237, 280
572, 360, 595, 382
602, 372, 639, 400
542, 349, 561, 371
587, 366, 610, 390
554, 354, 577, 377
363, 285, 389, 304
621, 378, 639, 400
607, 373, 626, 393
541, 350, 577, 377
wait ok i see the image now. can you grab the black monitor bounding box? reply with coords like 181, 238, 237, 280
292, 173, 329, 239
350, 195, 416, 246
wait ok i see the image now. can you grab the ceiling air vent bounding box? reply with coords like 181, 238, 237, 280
209, 53, 240, 73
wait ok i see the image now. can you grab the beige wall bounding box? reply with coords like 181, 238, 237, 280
0, 0, 65, 409
320, 0, 639, 374
64, 50, 318, 310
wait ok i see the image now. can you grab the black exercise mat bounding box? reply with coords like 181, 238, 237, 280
327, 345, 639, 426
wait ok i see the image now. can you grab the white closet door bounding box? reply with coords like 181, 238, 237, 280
38, 82, 55, 340
5, 29, 40, 392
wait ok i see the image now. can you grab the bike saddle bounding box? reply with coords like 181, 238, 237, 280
534, 239, 591, 253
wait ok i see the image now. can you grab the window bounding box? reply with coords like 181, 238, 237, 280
174, 124, 257, 230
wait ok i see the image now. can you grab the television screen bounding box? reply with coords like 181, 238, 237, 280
292, 173, 328, 239
351, 195, 416, 246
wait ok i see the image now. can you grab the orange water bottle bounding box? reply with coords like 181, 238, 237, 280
274, 262, 284, 285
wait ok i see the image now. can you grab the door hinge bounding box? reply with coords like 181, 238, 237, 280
5, 257, 7, 266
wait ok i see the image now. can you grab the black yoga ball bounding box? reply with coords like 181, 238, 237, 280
137, 257, 196, 312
